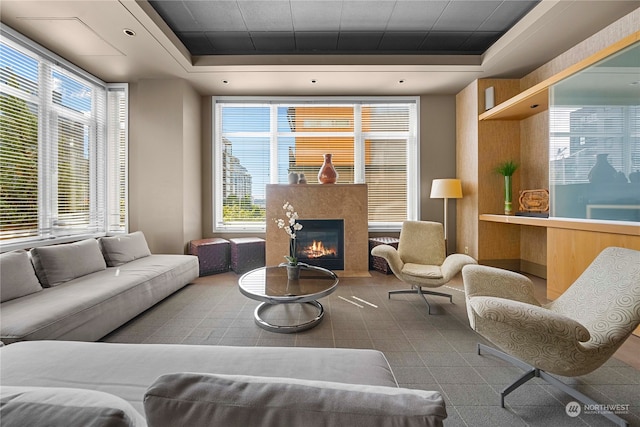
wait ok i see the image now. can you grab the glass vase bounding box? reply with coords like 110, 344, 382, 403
504, 175, 513, 215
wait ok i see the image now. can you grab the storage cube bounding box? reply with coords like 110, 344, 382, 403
189, 238, 230, 276
229, 237, 266, 274
368, 237, 400, 274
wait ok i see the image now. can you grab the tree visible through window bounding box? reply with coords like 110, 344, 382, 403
1, 28, 128, 249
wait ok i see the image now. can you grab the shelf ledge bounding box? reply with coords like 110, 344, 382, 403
479, 214, 640, 236
479, 31, 640, 121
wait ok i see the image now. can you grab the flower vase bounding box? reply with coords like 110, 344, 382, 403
286, 264, 301, 280
504, 175, 513, 215
318, 153, 338, 184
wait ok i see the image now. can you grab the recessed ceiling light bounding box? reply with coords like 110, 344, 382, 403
123, 29, 136, 37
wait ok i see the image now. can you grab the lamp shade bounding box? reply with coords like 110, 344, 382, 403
430, 179, 462, 199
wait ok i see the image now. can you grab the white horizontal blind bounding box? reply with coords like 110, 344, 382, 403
281, 104, 356, 185
0, 40, 40, 241
106, 85, 128, 233
214, 98, 418, 231
363, 104, 411, 223
549, 101, 640, 221
0, 28, 128, 249
550, 105, 631, 184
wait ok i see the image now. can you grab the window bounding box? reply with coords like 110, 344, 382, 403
0, 27, 128, 250
549, 42, 639, 223
213, 98, 419, 232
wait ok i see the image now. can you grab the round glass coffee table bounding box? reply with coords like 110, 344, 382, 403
238, 263, 338, 333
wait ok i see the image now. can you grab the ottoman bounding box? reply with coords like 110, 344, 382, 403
369, 237, 400, 274
230, 237, 265, 274
189, 238, 230, 276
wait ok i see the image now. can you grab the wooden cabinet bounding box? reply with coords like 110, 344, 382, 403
458, 32, 640, 337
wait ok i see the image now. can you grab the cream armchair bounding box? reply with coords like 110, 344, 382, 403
462, 247, 640, 427
371, 221, 476, 314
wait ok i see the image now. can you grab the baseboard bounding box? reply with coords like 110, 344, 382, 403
479, 259, 547, 279
520, 260, 547, 279
479, 259, 520, 272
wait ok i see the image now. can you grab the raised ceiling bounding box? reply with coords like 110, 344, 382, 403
148, 0, 539, 55
0, 1, 637, 96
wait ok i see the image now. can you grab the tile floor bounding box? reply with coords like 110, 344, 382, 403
102, 271, 640, 427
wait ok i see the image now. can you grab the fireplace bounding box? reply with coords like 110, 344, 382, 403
295, 219, 344, 270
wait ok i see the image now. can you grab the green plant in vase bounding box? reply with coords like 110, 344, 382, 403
495, 160, 519, 215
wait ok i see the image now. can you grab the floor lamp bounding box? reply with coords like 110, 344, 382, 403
430, 179, 463, 253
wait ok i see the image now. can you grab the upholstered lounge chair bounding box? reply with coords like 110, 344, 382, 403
371, 221, 477, 314
462, 246, 640, 427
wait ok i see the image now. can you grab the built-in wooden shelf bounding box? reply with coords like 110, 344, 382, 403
480, 214, 640, 236
479, 31, 640, 121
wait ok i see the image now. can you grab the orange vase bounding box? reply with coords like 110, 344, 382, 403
317, 153, 338, 184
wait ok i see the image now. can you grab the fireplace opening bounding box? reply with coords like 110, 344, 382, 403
295, 219, 344, 270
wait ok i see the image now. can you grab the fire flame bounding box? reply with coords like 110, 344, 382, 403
302, 240, 336, 258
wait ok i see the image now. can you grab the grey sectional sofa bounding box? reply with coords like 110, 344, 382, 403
0, 232, 448, 426
0, 232, 199, 344
0, 340, 447, 426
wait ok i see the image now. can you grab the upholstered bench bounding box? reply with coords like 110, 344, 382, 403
229, 237, 266, 274
189, 238, 230, 276
369, 237, 400, 274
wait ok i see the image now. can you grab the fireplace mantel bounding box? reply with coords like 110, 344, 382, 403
265, 184, 369, 277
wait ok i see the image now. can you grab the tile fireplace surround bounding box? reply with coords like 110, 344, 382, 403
265, 184, 369, 277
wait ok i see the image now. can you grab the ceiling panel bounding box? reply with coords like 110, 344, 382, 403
238, 1, 293, 31
205, 31, 255, 52
184, 1, 246, 31
251, 32, 296, 52
432, 1, 502, 31
291, 1, 342, 31
339, 1, 396, 31
294, 32, 339, 52
385, 1, 448, 31
478, 1, 540, 32
148, 0, 540, 56
337, 32, 385, 51
378, 32, 428, 51
420, 32, 473, 52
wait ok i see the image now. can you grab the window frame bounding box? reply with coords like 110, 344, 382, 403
212, 96, 420, 233
0, 27, 128, 251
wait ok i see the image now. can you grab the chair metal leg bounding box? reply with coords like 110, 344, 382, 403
477, 343, 630, 427
388, 285, 453, 315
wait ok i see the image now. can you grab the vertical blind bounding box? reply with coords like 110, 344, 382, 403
0, 27, 128, 248
213, 98, 418, 231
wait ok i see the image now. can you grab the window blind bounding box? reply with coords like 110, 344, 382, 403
213, 98, 418, 231
0, 28, 128, 249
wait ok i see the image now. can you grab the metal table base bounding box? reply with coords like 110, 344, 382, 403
254, 301, 324, 333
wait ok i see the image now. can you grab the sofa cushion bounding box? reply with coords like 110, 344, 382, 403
144, 373, 447, 427
0, 386, 146, 427
30, 239, 106, 287
0, 251, 42, 303
100, 232, 151, 267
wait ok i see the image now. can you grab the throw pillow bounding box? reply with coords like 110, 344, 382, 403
99, 231, 151, 267
144, 373, 447, 427
0, 250, 43, 303
30, 239, 106, 287
0, 386, 146, 427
